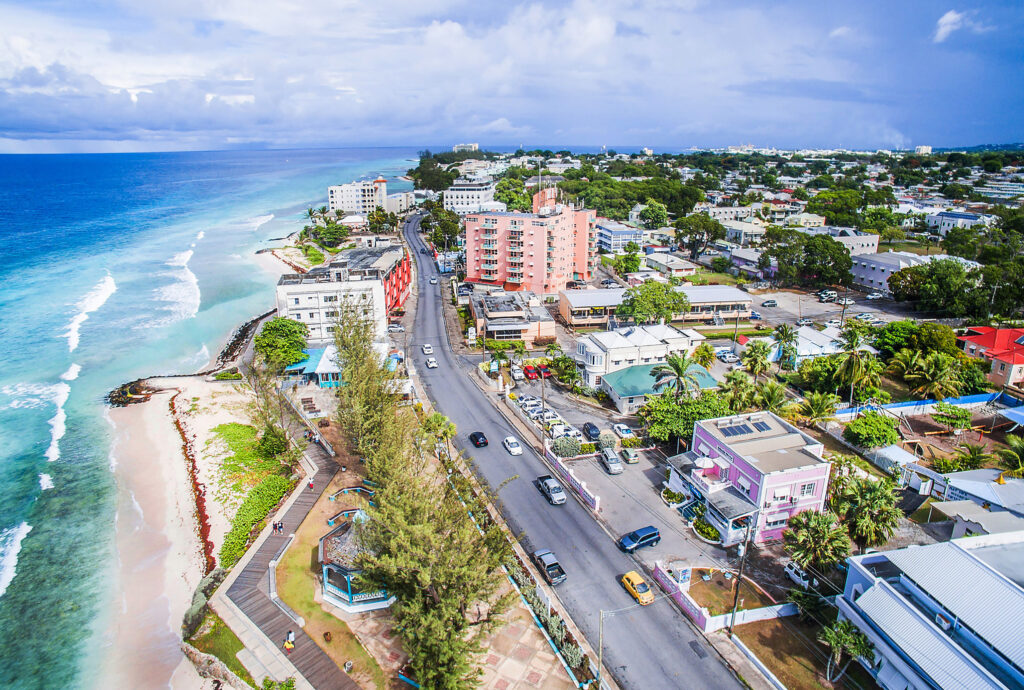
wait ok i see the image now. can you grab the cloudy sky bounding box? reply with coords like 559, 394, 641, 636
1, 0, 1021, 153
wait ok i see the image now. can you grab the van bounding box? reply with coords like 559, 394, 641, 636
600, 448, 624, 475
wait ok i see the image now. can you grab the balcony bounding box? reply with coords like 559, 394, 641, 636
482, 262, 498, 269
507, 274, 523, 283
482, 242, 497, 249
689, 469, 730, 495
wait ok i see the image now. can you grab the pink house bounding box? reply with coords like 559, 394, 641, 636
464, 188, 596, 295
665, 412, 831, 546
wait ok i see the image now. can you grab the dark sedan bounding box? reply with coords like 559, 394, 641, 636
469, 431, 488, 447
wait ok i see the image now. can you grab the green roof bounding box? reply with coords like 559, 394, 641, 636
601, 363, 717, 398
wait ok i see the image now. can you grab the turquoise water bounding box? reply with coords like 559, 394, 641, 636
0, 148, 417, 687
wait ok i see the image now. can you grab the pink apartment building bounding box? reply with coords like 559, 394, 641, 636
665, 412, 832, 546
464, 188, 596, 295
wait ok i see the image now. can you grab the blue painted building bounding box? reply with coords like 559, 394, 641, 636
595, 219, 643, 253
285, 346, 343, 388
318, 511, 395, 613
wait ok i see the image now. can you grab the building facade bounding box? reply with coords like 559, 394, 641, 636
666, 412, 831, 546
574, 324, 705, 388
558, 285, 752, 328
443, 177, 498, 215
595, 219, 644, 253
793, 226, 880, 256
466, 290, 556, 347
958, 327, 1024, 388
690, 204, 756, 223
464, 188, 596, 295
452, 143, 479, 152
851, 251, 981, 294
328, 178, 387, 214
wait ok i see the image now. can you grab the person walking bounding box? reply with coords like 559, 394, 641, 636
308, 477, 315, 492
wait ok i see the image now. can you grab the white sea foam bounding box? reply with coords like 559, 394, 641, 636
64, 273, 117, 352
2, 382, 65, 411
0, 522, 32, 600
188, 343, 211, 368
39, 474, 54, 491
150, 249, 201, 327
61, 363, 82, 381
249, 214, 274, 232
45, 382, 71, 462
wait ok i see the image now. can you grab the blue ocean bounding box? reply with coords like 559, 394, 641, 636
0, 147, 417, 688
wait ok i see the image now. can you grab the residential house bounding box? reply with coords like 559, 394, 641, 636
793, 226, 880, 256
929, 500, 1024, 538
850, 251, 981, 295
601, 361, 717, 413
628, 203, 647, 226
558, 285, 752, 328
942, 469, 1024, 518
927, 210, 987, 237
644, 252, 699, 278
467, 290, 556, 347
958, 327, 1024, 389
665, 412, 831, 545
595, 219, 644, 253
574, 323, 705, 388
739, 325, 877, 367
722, 219, 767, 246
727, 247, 773, 279
785, 212, 826, 228
464, 187, 596, 294
690, 203, 756, 223
837, 533, 1024, 690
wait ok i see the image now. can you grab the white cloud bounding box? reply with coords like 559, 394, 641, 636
829, 26, 851, 39
933, 9, 991, 43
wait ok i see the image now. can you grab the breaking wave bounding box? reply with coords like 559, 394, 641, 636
64, 273, 117, 352
0, 522, 32, 600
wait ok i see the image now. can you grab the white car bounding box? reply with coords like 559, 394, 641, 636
796, 318, 813, 327
429, 277, 438, 285
836, 297, 854, 306
425, 358, 438, 369
613, 424, 634, 438
823, 319, 842, 328
503, 436, 523, 455
717, 351, 740, 364
855, 312, 874, 321
784, 560, 818, 589
387, 324, 405, 333
866, 292, 884, 300
422, 344, 433, 355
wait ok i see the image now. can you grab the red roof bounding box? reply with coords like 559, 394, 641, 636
736, 335, 750, 345
959, 328, 1024, 364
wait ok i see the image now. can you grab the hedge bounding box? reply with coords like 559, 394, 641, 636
219, 474, 292, 568
842, 411, 899, 449
693, 518, 720, 542
620, 437, 644, 448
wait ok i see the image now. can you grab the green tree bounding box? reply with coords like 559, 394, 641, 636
773, 323, 798, 370
806, 189, 863, 226
836, 329, 871, 404
638, 390, 730, 443
842, 411, 899, 448
798, 391, 840, 428
741, 340, 772, 382
783, 511, 852, 572
510, 340, 526, 364
674, 214, 727, 261
544, 342, 563, 359
997, 435, 1024, 477
253, 317, 309, 367
873, 321, 920, 360
819, 620, 874, 683
833, 477, 902, 552
639, 198, 669, 229
942, 226, 981, 260
421, 412, 457, 451
614, 242, 642, 275
651, 353, 702, 399
691, 342, 716, 369
800, 235, 853, 287
953, 443, 992, 471
755, 379, 793, 416
720, 370, 756, 413
494, 177, 532, 212
787, 588, 829, 624
367, 205, 399, 233
904, 352, 961, 400
616, 281, 690, 324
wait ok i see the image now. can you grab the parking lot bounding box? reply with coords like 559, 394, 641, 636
751, 288, 915, 327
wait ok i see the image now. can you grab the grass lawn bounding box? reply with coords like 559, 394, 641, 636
882, 240, 939, 256
209, 423, 282, 495
275, 474, 387, 689
190, 612, 256, 687
688, 271, 742, 286
736, 617, 880, 690
301, 244, 326, 265
687, 569, 775, 616
909, 497, 946, 524
693, 326, 773, 338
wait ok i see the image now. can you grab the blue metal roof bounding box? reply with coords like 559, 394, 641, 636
285, 348, 326, 374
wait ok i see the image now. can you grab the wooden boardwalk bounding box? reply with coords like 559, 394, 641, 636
226, 442, 357, 690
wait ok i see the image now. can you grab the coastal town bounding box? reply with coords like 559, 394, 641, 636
117, 144, 1024, 690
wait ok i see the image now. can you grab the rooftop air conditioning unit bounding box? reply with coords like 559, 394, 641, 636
935, 613, 952, 631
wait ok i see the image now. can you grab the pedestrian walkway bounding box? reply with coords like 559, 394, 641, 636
217, 441, 357, 690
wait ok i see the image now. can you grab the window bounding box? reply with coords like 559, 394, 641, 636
765, 515, 788, 529
309, 312, 316, 319
293, 298, 300, 305
799, 482, 815, 497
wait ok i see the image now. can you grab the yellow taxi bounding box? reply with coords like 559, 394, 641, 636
621, 570, 654, 606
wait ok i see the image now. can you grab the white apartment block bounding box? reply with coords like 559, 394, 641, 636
851, 251, 981, 294
276, 273, 386, 344
574, 324, 705, 388
793, 226, 879, 256
328, 178, 387, 214
452, 143, 479, 152
385, 191, 414, 214
444, 177, 498, 215
690, 203, 756, 223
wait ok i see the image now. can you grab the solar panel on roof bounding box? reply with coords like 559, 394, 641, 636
735, 424, 752, 435
753, 421, 770, 432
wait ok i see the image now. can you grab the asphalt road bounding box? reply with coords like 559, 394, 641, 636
403, 216, 739, 690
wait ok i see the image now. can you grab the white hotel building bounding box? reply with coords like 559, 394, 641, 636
443, 177, 500, 215
275, 273, 386, 344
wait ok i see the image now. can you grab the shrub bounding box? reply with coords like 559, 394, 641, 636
214, 370, 243, 380
843, 411, 899, 449
597, 432, 617, 450
621, 436, 644, 448
693, 518, 720, 541
579, 442, 597, 455
256, 426, 290, 459
551, 436, 582, 458
662, 488, 686, 504
219, 475, 292, 567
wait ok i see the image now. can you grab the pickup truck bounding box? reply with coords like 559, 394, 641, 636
531, 549, 567, 586
535, 475, 567, 505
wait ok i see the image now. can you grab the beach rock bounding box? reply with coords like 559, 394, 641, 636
179, 641, 252, 690
105, 379, 157, 407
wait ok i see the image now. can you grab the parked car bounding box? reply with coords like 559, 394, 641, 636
819, 290, 838, 302
836, 297, 854, 305
866, 291, 884, 300
621, 571, 654, 606
532, 549, 567, 586
855, 312, 874, 321
469, 432, 488, 448
420, 248, 427, 254
621, 448, 640, 464
784, 560, 818, 589
749, 310, 762, 320
387, 324, 405, 333
538, 364, 552, 378
502, 436, 523, 455
518, 395, 539, 405
618, 526, 661, 552
601, 279, 618, 287
599, 448, 624, 475
823, 319, 842, 328
422, 344, 433, 354
582, 421, 601, 441
612, 423, 634, 438
796, 318, 813, 327
717, 351, 739, 364
510, 365, 525, 381
523, 365, 539, 380
425, 358, 438, 369
535, 475, 567, 505
761, 299, 778, 307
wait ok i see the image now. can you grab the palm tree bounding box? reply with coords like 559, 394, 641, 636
560, 365, 583, 394
997, 434, 1024, 477
819, 620, 874, 683
691, 342, 716, 369
835, 330, 872, 404
787, 588, 829, 624
798, 391, 840, 428
651, 353, 701, 399
306, 207, 317, 221
783, 510, 852, 572
510, 340, 527, 365
833, 477, 902, 552
955, 443, 992, 470
318, 205, 328, 216
741, 340, 772, 382
545, 342, 563, 359
773, 324, 798, 371
904, 352, 962, 401
885, 348, 921, 380
720, 370, 755, 412
755, 380, 791, 415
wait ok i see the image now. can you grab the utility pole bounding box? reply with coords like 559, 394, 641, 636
597, 610, 606, 689
732, 311, 740, 344
728, 519, 755, 633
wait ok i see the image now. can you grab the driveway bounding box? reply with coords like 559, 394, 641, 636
402, 216, 740, 690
